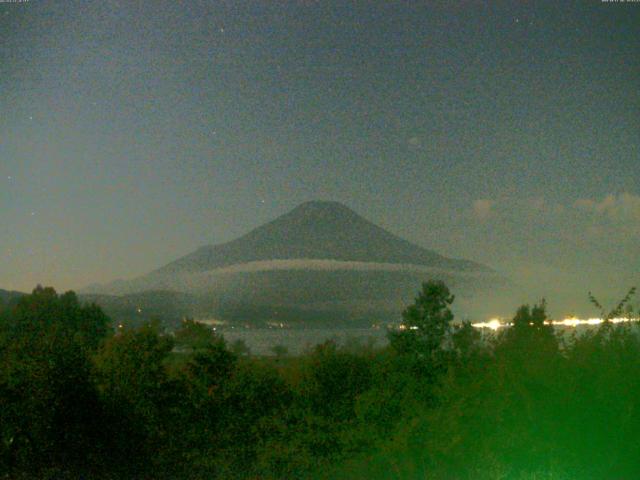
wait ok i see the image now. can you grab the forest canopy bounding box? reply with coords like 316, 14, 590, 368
0, 281, 638, 479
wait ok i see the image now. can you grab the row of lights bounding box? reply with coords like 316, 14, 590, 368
472, 317, 640, 331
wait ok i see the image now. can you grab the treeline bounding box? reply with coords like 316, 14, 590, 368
0, 283, 639, 479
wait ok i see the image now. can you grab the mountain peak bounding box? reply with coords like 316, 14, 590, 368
83, 201, 499, 300
280, 200, 364, 227
149, 201, 490, 275
291, 200, 356, 214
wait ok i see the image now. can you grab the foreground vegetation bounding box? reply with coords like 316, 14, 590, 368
0, 282, 638, 479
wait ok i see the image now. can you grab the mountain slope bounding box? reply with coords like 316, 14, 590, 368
82, 201, 507, 323
0, 289, 26, 305
154, 201, 489, 276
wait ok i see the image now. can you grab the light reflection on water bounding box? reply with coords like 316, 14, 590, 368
219, 328, 389, 356
215, 318, 640, 356
473, 317, 640, 331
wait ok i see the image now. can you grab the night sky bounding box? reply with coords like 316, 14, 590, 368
1, 1, 639, 313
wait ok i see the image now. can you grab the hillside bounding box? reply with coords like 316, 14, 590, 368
154, 201, 489, 276
0, 289, 25, 305
82, 201, 506, 325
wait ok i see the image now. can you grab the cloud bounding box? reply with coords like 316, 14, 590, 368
197, 259, 493, 277
471, 193, 640, 231
472, 199, 495, 220
574, 193, 640, 223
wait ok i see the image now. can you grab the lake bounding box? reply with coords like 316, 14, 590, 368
218, 327, 390, 356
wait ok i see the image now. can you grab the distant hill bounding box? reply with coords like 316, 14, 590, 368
79, 290, 200, 329
0, 289, 25, 305
0, 287, 192, 328
83, 201, 507, 325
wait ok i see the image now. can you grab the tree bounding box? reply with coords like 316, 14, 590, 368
452, 320, 483, 361
230, 338, 251, 357
270, 344, 289, 359
499, 300, 557, 357
173, 318, 218, 351
185, 337, 237, 393
216, 361, 292, 476
4, 286, 110, 352
589, 287, 636, 322
92, 321, 178, 476
388, 280, 455, 361
299, 340, 372, 421
0, 286, 112, 477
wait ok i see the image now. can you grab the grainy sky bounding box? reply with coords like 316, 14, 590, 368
1, 0, 639, 312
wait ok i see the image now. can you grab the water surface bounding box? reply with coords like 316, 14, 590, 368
219, 327, 389, 355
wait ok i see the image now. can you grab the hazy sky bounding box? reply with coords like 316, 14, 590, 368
1, 1, 639, 310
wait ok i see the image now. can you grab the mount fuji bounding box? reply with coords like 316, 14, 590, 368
82, 201, 505, 325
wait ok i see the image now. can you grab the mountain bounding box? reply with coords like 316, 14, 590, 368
155, 201, 488, 275
79, 290, 200, 330
0, 289, 26, 305
83, 201, 506, 325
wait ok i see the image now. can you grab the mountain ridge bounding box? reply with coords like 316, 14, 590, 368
80, 201, 507, 323
0, 288, 26, 304
152, 200, 490, 277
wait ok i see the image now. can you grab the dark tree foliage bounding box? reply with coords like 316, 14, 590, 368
0, 286, 112, 478
270, 344, 289, 359
2, 283, 640, 479
230, 338, 252, 356
299, 340, 372, 421
388, 280, 455, 359
93, 322, 178, 473
173, 317, 219, 351
589, 286, 636, 321
4, 286, 110, 351
497, 300, 559, 361
451, 320, 484, 368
